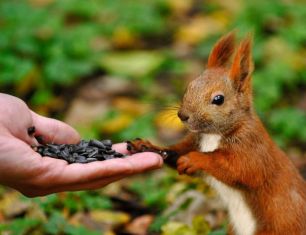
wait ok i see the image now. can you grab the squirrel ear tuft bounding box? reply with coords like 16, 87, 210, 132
207, 31, 236, 68
229, 34, 254, 91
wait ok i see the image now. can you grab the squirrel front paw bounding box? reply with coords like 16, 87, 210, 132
126, 138, 160, 154
126, 139, 178, 160
177, 154, 201, 175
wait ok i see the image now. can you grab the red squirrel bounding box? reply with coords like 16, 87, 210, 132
126, 32, 306, 235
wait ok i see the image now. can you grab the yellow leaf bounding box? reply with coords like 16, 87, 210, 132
167, 0, 193, 17
69, 212, 84, 226
26, 204, 47, 222
112, 27, 139, 48
101, 51, 165, 78
161, 221, 195, 235
192, 216, 210, 235
175, 14, 228, 45
90, 210, 130, 225
112, 97, 152, 116
0, 191, 30, 218
210, 0, 242, 14
105, 232, 116, 235
125, 215, 154, 234
100, 113, 133, 134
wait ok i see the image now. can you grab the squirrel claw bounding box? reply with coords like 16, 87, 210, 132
126, 139, 155, 154
140, 144, 148, 151
126, 139, 169, 158
126, 139, 177, 160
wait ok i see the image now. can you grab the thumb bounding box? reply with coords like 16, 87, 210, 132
31, 111, 80, 144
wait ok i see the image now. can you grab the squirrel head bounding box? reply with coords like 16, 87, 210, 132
178, 32, 254, 135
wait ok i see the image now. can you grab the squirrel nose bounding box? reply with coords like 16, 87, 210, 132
178, 111, 189, 122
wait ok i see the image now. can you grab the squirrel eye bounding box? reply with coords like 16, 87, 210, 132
212, 95, 224, 105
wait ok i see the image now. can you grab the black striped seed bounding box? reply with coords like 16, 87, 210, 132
34, 139, 125, 164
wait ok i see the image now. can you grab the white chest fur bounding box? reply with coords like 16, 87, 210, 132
199, 134, 256, 235
199, 134, 221, 152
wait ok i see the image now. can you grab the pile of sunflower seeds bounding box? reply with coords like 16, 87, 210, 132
35, 139, 125, 164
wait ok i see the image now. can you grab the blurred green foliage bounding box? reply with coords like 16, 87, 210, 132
1, 0, 305, 147
32, 191, 112, 214
0, 0, 305, 234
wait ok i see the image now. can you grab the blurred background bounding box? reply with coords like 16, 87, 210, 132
0, 0, 305, 234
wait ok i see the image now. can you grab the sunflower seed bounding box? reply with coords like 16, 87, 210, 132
34, 139, 124, 164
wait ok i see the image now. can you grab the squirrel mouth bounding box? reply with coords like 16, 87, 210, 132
185, 121, 213, 133
185, 125, 200, 133
188, 128, 200, 133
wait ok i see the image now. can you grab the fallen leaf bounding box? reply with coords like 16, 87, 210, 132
65, 98, 109, 127
100, 51, 165, 78
112, 27, 140, 48
161, 221, 195, 235
191, 215, 210, 235
105, 231, 116, 235
100, 113, 134, 134
90, 210, 130, 226
69, 212, 87, 227
112, 97, 152, 115
167, 0, 193, 17
0, 191, 30, 218
26, 204, 47, 222
212, 0, 242, 14
124, 215, 154, 234
175, 14, 228, 45
78, 76, 133, 100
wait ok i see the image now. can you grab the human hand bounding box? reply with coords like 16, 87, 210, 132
0, 94, 163, 197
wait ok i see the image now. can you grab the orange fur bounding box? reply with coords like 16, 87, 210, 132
229, 35, 254, 93
207, 32, 236, 68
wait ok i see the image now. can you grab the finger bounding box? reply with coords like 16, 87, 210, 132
31, 111, 80, 144
112, 143, 129, 154
48, 175, 125, 194
36, 152, 163, 188
49, 152, 164, 192
60, 152, 163, 183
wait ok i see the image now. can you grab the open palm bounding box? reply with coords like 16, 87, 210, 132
0, 94, 163, 197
